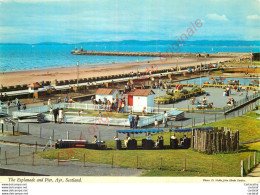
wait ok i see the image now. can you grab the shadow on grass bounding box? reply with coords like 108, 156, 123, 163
239, 145, 259, 153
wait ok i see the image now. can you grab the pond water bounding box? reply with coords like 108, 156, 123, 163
176, 77, 259, 86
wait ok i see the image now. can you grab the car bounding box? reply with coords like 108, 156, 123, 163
45, 86, 56, 91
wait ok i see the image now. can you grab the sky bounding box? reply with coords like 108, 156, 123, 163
0, 0, 259, 43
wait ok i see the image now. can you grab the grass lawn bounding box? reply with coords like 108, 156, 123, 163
37, 111, 260, 177
225, 60, 260, 67
244, 110, 260, 119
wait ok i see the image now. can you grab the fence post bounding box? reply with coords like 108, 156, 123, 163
40, 126, 42, 138
12, 125, 15, 135
184, 158, 186, 171
35, 141, 37, 152
254, 152, 256, 166
5, 151, 7, 165
1, 123, 3, 134
203, 115, 206, 125
84, 153, 86, 167
19, 143, 21, 156
212, 160, 214, 175
52, 129, 55, 141
241, 160, 244, 177
137, 155, 139, 169
28, 124, 29, 134
58, 152, 60, 166
67, 131, 69, 139
111, 155, 114, 168
17, 122, 19, 132
248, 155, 251, 171
32, 152, 34, 166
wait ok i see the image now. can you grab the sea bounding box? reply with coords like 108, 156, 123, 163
0, 40, 259, 72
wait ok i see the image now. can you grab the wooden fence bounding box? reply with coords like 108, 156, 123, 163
191, 127, 239, 154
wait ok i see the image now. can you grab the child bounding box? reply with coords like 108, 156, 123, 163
154, 119, 158, 127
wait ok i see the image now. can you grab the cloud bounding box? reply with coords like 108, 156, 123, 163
206, 14, 228, 21
247, 14, 260, 20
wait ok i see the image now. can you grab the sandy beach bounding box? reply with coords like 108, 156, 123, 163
0, 56, 236, 87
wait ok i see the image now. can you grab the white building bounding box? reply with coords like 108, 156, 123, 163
128, 89, 155, 112
28, 83, 40, 93
95, 88, 119, 102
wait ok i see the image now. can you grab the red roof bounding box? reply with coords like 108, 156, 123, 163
128, 89, 155, 96
28, 83, 41, 88
96, 88, 118, 95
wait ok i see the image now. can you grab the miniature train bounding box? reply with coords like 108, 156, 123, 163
55, 139, 107, 150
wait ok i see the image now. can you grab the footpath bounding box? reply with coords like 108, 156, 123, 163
247, 164, 260, 177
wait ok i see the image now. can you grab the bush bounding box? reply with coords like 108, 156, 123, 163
190, 87, 201, 93
181, 89, 189, 94
163, 95, 172, 99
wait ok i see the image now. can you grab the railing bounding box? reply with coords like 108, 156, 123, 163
44, 115, 130, 126
224, 91, 260, 113
138, 109, 184, 127
12, 103, 184, 127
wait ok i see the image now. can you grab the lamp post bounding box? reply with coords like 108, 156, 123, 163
250, 50, 253, 68
77, 61, 79, 87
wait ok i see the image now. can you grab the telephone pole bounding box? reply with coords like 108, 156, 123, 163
77, 61, 79, 87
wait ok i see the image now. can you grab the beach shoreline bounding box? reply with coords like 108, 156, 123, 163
0, 55, 242, 87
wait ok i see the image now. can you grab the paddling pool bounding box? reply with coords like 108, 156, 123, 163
176, 77, 259, 86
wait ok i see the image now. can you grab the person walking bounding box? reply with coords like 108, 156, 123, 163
53, 108, 59, 123
58, 108, 64, 124
121, 102, 125, 113
163, 111, 168, 128
64, 96, 69, 103
22, 104, 26, 110
245, 90, 249, 101
17, 101, 21, 111
134, 115, 140, 128
128, 112, 133, 128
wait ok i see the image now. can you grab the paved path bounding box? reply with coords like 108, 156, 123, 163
0, 143, 143, 176
247, 164, 260, 177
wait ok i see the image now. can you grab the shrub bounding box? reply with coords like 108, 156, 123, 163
181, 89, 189, 94
190, 87, 201, 93
163, 95, 172, 99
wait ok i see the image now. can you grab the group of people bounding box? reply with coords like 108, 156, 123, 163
16, 100, 26, 111
128, 111, 140, 128
92, 97, 126, 113
49, 107, 64, 124
124, 80, 136, 92
191, 96, 213, 109
153, 111, 168, 128
151, 79, 168, 90
171, 133, 188, 146
155, 135, 164, 147
48, 96, 73, 106
227, 98, 236, 107
223, 87, 232, 96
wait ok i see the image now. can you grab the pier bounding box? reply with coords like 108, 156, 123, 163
71, 50, 250, 58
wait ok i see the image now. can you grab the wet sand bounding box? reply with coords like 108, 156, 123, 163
0, 56, 236, 87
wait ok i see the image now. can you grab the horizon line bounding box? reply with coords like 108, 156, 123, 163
0, 39, 260, 45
